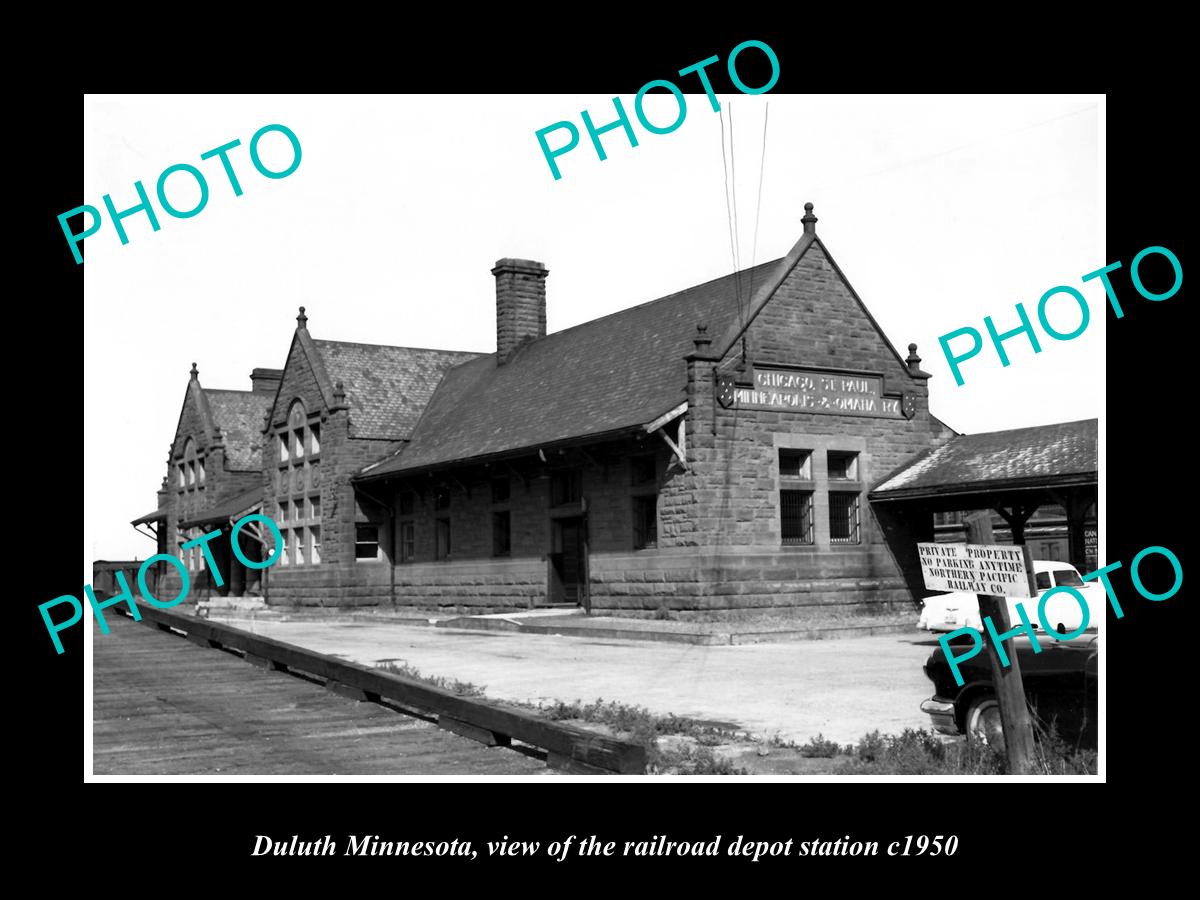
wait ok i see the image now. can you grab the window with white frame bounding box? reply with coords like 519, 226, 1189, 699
275, 400, 322, 565
176, 438, 205, 558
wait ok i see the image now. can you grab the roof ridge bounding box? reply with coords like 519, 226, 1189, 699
313, 338, 482, 355
959, 418, 1098, 438
498, 257, 784, 353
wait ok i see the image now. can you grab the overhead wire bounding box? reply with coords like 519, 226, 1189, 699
718, 104, 743, 328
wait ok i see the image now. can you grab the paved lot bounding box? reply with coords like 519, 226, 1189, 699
93, 615, 549, 776
228, 618, 939, 745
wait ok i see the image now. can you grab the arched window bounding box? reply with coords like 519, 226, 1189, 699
176, 437, 206, 572
274, 400, 322, 566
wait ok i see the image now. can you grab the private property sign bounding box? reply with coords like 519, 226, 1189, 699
917, 543, 1035, 598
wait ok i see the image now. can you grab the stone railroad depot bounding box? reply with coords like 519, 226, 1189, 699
126, 205, 1098, 616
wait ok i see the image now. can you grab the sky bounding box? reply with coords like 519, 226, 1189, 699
83, 93, 1102, 566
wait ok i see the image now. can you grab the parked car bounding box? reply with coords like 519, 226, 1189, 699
920, 633, 1098, 750
917, 559, 1104, 635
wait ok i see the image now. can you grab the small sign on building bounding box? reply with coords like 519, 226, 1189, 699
917, 542, 1035, 598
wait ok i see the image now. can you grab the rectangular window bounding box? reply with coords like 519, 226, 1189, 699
827, 451, 859, 480
279, 529, 290, 566
491, 477, 510, 504
781, 490, 815, 545
355, 524, 380, 560
631, 454, 657, 486
399, 521, 415, 563
829, 491, 861, 544
399, 491, 415, 516
279, 434, 289, 463
293, 428, 305, 459
435, 517, 451, 560
492, 511, 511, 557
551, 469, 582, 506
310, 525, 321, 565
187, 461, 196, 486
197, 459, 205, 484
434, 486, 451, 511
295, 526, 307, 566
633, 495, 658, 550
309, 496, 320, 521
177, 465, 185, 488
779, 449, 812, 479
309, 423, 320, 456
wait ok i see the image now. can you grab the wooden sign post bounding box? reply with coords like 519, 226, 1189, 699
963, 512, 1037, 774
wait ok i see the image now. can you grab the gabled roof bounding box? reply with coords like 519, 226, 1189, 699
170, 365, 272, 472
359, 259, 781, 479
205, 390, 270, 471
312, 340, 480, 439
870, 419, 1097, 500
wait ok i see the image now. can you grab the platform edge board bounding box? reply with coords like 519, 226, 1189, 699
109, 605, 646, 774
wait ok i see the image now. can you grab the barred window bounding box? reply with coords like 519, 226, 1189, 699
829, 491, 861, 544
781, 490, 814, 545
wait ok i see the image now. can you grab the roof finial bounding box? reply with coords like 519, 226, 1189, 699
906, 342, 932, 379
801, 202, 818, 235
693, 322, 712, 351
297, 306, 308, 328
190, 362, 199, 380
333, 381, 346, 404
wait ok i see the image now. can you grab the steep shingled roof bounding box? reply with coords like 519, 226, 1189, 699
313, 340, 481, 440
205, 390, 271, 472
179, 484, 263, 528
871, 419, 1097, 499
360, 260, 781, 478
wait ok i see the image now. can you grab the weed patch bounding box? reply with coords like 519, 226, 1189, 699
374, 660, 486, 697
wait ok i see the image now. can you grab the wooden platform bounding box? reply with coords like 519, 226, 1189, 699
92, 615, 549, 776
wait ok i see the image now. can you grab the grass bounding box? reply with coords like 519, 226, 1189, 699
374, 660, 487, 697
534, 698, 748, 774
827, 725, 1096, 775
371, 662, 1096, 776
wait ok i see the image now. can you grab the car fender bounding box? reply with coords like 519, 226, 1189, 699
951, 680, 996, 732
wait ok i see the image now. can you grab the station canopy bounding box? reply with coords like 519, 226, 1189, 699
870, 418, 1097, 512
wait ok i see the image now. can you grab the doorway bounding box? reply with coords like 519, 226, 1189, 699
549, 515, 589, 609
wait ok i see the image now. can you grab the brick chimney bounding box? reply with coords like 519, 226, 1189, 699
250, 367, 284, 394
492, 258, 548, 363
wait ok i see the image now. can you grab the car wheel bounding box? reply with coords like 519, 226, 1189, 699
964, 694, 1005, 750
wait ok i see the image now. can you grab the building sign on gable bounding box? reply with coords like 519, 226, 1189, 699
721, 367, 911, 419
